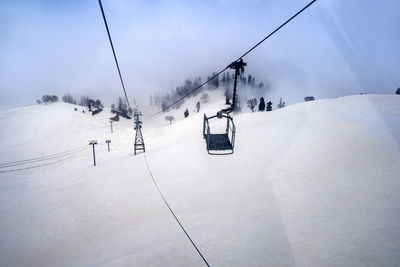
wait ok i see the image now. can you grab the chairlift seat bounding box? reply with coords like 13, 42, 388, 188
203, 113, 236, 155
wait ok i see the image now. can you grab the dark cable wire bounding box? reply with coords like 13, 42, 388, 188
152, 68, 227, 117
143, 154, 210, 266
98, 0, 131, 110
235, 0, 316, 61
0, 145, 88, 168
0, 147, 89, 173
151, 0, 317, 116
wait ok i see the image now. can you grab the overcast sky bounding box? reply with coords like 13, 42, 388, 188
1, 0, 399, 106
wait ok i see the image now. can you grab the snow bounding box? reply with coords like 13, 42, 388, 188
0, 94, 399, 266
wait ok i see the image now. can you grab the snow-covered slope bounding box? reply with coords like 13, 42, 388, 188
0, 94, 399, 266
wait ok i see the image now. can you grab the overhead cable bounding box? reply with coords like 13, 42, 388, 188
152, 0, 317, 116
143, 154, 210, 266
98, 0, 131, 110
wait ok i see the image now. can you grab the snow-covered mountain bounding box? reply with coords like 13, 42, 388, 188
1, 93, 399, 266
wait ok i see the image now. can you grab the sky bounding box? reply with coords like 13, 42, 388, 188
1, 0, 399, 107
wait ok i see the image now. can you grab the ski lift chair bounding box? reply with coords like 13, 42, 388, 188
203, 113, 236, 155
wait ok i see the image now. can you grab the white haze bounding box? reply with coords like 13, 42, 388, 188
0, 0, 399, 107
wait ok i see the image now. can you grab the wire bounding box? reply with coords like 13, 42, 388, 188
0, 147, 88, 173
0, 145, 88, 168
152, 68, 228, 117
98, 0, 131, 110
151, 0, 317, 116
143, 154, 210, 266
234, 0, 316, 61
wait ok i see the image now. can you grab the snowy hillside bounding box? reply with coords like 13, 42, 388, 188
1, 94, 399, 266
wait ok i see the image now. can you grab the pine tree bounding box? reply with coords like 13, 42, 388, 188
161, 102, 168, 112
247, 75, 252, 85
117, 97, 128, 115
226, 72, 231, 85
266, 101, 272, 111
258, 97, 265, 111
396, 88, 400, 95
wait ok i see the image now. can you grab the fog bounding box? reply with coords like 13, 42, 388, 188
1, 0, 399, 107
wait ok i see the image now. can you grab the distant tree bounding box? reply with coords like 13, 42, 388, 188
79, 96, 89, 106
117, 97, 128, 115
209, 72, 219, 88
226, 72, 231, 85
42, 95, 50, 103
200, 93, 209, 103
94, 99, 103, 109
41, 95, 58, 104
161, 102, 168, 112
196, 101, 200, 112
247, 75, 252, 86
224, 88, 232, 105
165, 115, 175, 124
184, 108, 189, 118
277, 97, 285, 109
241, 76, 247, 86
111, 104, 115, 111
149, 94, 153, 106
266, 101, 273, 111
192, 77, 202, 96
36, 99, 42, 104
396, 88, 400, 95
258, 97, 265, 111
62, 93, 76, 104
258, 82, 265, 89
175, 99, 182, 109
247, 98, 257, 112
222, 73, 226, 86
304, 96, 315, 102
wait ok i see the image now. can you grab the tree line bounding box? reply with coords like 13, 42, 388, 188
150, 71, 269, 113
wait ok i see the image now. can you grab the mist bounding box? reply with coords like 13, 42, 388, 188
1, 0, 399, 107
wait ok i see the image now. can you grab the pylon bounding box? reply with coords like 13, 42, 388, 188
134, 111, 145, 155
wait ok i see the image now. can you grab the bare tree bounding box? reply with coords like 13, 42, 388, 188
165, 115, 175, 125
62, 93, 76, 104
200, 93, 209, 103
247, 98, 257, 112
196, 101, 200, 112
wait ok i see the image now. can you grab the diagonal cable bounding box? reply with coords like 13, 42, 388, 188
143, 154, 210, 266
151, 0, 317, 116
98, 0, 131, 110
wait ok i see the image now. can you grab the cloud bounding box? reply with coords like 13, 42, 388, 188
1, 0, 399, 107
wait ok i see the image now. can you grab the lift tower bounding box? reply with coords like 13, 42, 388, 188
133, 111, 145, 155
228, 59, 247, 111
